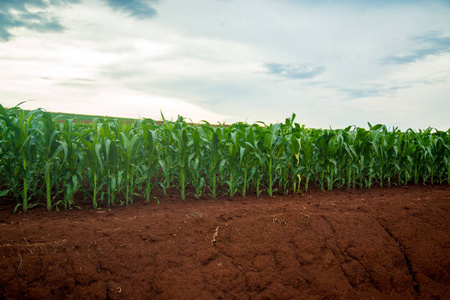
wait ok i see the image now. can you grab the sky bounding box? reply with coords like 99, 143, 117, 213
0, 0, 449, 130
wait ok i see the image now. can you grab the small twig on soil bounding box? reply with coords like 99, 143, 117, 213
23, 238, 34, 254
109, 227, 122, 234
17, 253, 22, 271
272, 217, 287, 225
211, 226, 219, 246
234, 227, 241, 235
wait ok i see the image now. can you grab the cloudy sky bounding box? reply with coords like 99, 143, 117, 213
1, 0, 449, 129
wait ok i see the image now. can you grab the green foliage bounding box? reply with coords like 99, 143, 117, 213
1, 106, 449, 212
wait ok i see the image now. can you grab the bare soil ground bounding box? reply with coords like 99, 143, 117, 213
0, 185, 449, 300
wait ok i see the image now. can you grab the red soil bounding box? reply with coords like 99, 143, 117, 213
0, 185, 449, 299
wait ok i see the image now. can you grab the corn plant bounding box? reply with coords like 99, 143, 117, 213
201, 123, 225, 198
257, 123, 284, 196
76, 125, 103, 209
157, 115, 177, 197
239, 124, 260, 197
188, 126, 206, 199
224, 128, 241, 198
315, 130, 339, 191
244, 126, 266, 197
0, 104, 42, 212
140, 119, 159, 202
297, 129, 315, 192
171, 117, 190, 200
118, 123, 141, 205
58, 119, 82, 209
39, 111, 67, 211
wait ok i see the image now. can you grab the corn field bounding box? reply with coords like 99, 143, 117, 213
0, 104, 449, 212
